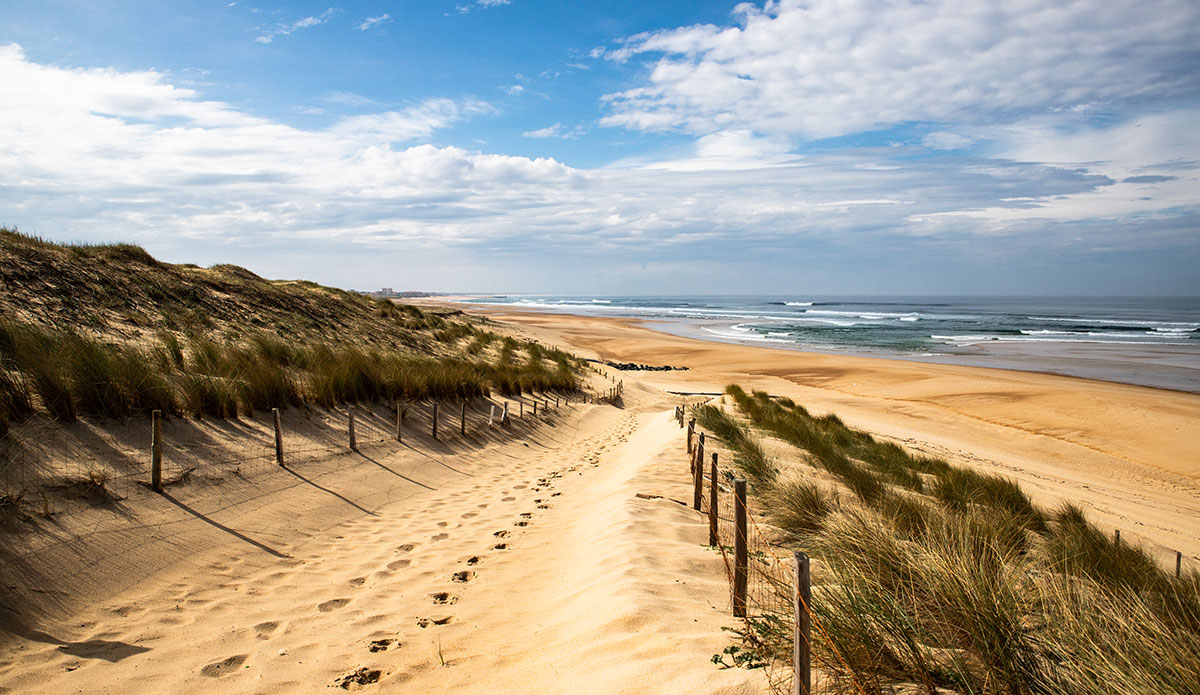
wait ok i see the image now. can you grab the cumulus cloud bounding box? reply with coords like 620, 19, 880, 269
0, 42, 1196, 292
599, 0, 1200, 139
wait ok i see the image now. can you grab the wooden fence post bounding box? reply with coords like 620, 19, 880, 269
502, 401, 509, 424
432, 402, 439, 439
151, 409, 163, 492
687, 418, 695, 453
460, 401, 467, 436
693, 444, 704, 511
694, 433, 706, 480
708, 453, 719, 546
273, 407, 283, 466
1178, 551, 1183, 578
489, 404, 496, 427
520, 402, 524, 418
349, 406, 357, 451
396, 403, 403, 442
734, 478, 748, 618
794, 551, 812, 695
533, 400, 538, 416
1115, 529, 1121, 544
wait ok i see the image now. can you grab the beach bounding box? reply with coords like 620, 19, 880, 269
462, 301, 1200, 563
1, 301, 1197, 693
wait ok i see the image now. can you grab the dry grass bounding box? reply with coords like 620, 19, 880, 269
714, 383, 1200, 694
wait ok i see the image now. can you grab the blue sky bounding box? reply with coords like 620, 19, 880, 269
2, 0, 1198, 295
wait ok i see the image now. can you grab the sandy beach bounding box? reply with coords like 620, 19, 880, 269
1, 303, 1197, 693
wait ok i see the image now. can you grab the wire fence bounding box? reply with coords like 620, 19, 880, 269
679, 405, 867, 695
0, 392, 584, 520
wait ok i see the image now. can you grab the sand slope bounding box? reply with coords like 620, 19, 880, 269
0, 392, 764, 694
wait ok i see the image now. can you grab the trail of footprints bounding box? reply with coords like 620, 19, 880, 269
246, 411, 641, 690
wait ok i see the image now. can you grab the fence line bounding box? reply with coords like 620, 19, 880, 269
0, 390, 588, 521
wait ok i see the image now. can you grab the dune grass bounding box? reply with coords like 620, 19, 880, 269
0, 316, 581, 426
705, 383, 1199, 694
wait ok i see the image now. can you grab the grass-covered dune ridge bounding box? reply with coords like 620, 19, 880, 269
697, 385, 1200, 694
0, 229, 580, 434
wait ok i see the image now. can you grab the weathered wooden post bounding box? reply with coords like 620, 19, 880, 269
693, 444, 704, 511
489, 404, 496, 427
695, 433, 705, 480
687, 418, 695, 453
502, 401, 509, 424
794, 551, 812, 695
709, 453, 719, 546
396, 403, 403, 442
1115, 529, 1121, 544
460, 401, 467, 436
533, 400, 538, 416
520, 402, 524, 418
348, 406, 357, 451
151, 409, 163, 492
733, 478, 748, 618
273, 407, 283, 466
1178, 551, 1183, 578
432, 402, 439, 439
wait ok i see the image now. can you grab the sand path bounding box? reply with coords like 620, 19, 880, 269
0, 390, 763, 694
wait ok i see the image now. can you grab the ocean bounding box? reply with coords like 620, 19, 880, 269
454, 295, 1200, 393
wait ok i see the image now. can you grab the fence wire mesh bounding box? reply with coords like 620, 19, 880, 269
686, 408, 869, 695
0, 393, 574, 521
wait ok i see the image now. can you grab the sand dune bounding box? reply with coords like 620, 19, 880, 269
0, 388, 764, 694
3, 302, 1198, 693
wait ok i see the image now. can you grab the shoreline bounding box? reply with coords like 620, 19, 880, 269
433, 298, 1200, 563
439, 296, 1200, 394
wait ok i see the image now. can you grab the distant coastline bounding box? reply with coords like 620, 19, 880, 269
448, 294, 1200, 393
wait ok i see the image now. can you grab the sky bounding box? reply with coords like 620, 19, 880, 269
1, 0, 1198, 295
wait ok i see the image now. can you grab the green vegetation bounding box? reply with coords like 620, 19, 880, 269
701, 384, 1200, 694
0, 229, 583, 430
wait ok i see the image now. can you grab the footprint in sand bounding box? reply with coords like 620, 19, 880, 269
386, 559, 411, 571
437, 521, 449, 528
519, 512, 533, 519
333, 667, 382, 689
368, 638, 397, 653
254, 621, 279, 640
431, 533, 450, 541
319, 598, 350, 612
493, 543, 508, 550
501, 496, 515, 502
514, 521, 529, 527
537, 504, 550, 510
416, 616, 454, 628
465, 556, 480, 565
461, 512, 478, 519
493, 530, 510, 538
451, 571, 474, 583
430, 592, 457, 605
397, 544, 417, 552
551, 492, 562, 498
349, 577, 366, 587
200, 654, 247, 678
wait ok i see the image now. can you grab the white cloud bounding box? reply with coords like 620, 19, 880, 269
0, 43, 1196, 293
922, 132, 974, 151
600, 0, 1200, 139
455, 0, 510, 13
357, 14, 391, 31
256, 8, 335, 43
522, 123, 584, 139
506, 84, 525, 96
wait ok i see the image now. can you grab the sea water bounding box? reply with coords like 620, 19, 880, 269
456, 295, 1200, 392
